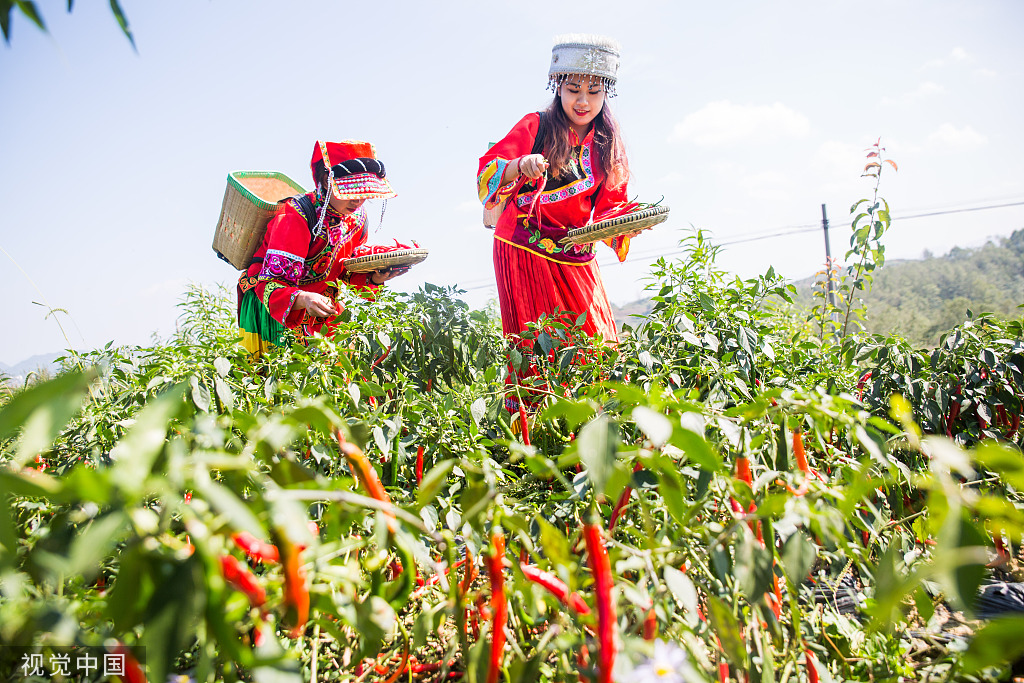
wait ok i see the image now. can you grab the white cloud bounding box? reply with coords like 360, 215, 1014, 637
973, 68, 998, 80
880, 81, 945, 107
923, 46, 970, 69
669, 101, 810, 147
926, 123, 988, 150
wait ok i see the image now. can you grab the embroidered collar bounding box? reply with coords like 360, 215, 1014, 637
516, 128, 596, 208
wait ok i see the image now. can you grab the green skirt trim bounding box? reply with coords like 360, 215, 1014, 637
239, 290, 287, 346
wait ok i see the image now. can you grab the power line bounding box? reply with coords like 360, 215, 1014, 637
605, 199, 1024, 266
456, 198, 1024, 289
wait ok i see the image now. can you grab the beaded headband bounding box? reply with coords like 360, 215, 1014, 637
547, 33, 620, 97
316, 140, 396, 201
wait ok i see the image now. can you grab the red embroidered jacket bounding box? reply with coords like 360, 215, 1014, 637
237, 193, 376, 337
477, 112, 631, 264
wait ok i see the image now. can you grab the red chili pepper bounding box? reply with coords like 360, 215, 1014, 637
995, 536, 1011, 560
220, 555, 267, 607
370, 346, 391, 370
232, 531, 280, 564
857, 370, 872, 401
527, 174, 547, 225
415, 445, 424, 486
111, 643, 147, 683
947, 401, 961, 437
335, 429, 397, 534
997, 405, 1009, 428
609, 463, 643, 531
735, 455, 752, 486
519, 563, 592, 615
518, 404, 531, 446
461, 547, 477, 595
486, 532, 508, 683
381, 649, 411, 683
280, 537, 309, 638
409, 559, 467, 601
806, 649, 819, 683
771, 570, 783, 619
642, 607, 657, 640
793, 431, 809, 473
583, 519, 615, 683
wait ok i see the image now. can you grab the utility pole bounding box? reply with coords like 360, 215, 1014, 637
821, 203, 836, 308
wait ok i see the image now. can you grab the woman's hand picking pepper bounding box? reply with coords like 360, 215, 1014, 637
295, 291, 340, 317
518, 154, 549, 179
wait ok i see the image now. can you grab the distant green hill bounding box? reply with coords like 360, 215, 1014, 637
851, 229, 1024, 344
613, 228, 1024, 346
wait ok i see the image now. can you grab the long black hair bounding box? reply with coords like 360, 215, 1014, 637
541, 94, 629, 189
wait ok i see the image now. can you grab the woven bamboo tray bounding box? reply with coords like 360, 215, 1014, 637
343, 248, 430, 273
565, 205, 670, 245
212, 171, 307, 270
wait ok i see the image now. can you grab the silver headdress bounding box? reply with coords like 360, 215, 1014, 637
547, 33, 621, 97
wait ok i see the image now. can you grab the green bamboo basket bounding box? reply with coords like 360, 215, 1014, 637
212, 171, 307, 270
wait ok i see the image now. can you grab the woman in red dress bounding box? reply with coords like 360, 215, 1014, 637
237, 140, 400, 357
477, 35, 637, 408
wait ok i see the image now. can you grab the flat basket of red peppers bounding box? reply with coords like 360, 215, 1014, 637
565, 202, 670, 245
343, 239, 429, 272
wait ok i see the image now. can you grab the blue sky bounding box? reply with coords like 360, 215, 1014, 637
2, 0, 1022, 364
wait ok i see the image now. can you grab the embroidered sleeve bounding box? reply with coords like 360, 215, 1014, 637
477, 113, 540, 208
252, 207, 311, 325
592, 176, 633, 262
261, 249, 304, 283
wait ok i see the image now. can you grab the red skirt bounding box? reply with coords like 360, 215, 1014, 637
493, 238, 619, 343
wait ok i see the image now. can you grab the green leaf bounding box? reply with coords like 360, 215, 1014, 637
706, 594, 747, 667
196, 479, 268, 539
577, 414, 616, 496
734, 529, 773, 602
108, 0, 136, 50
213, 357, 231, 377
664, 566, 699, 626
138, 556, 204, 683
109, 385, 185, 495
214, 376, 235, 412
10, 1, 46, 37
780, 532, 816, 588
190, 375, 211, 412
632, 406, 671, 447
0, 369, 94, 466
540, 397, 598, 430
470, 398, 486, 426
913, 585, 934, 624
952, 516, 988, 616
535, 516, 573, 571
0, 491, 15, 564
416, 460, 455, 508
960, 615, 1024, 673
667, 424, 721, 472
